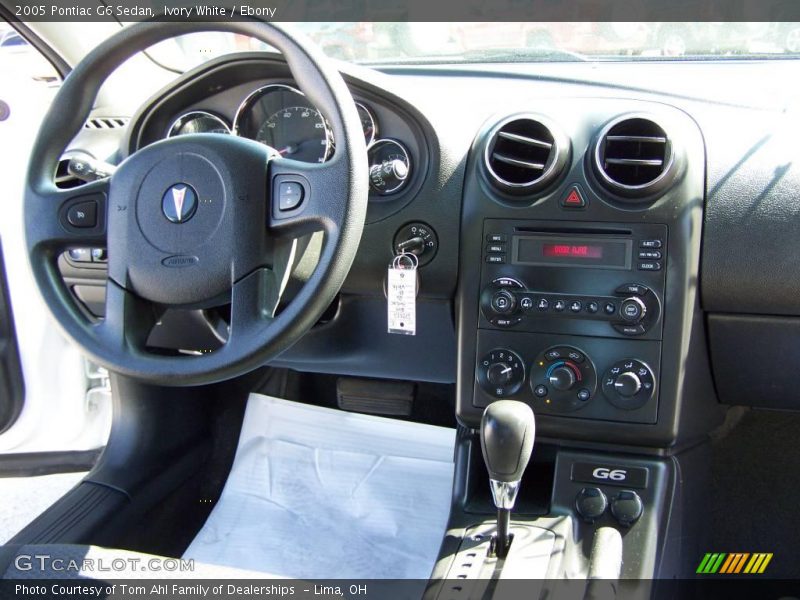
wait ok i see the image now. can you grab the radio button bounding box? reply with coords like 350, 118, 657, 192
586, 301, 600, 314
491, 317, 522, 328
638, 261, 662, 271
520, 296, 534, 311
640, 239, 662, 249
613, 323, 646, 336
603, 302, 617, 315
486, 255, 506, 264
491, 290, 516, 314
615, 283, 648, 296
554, 300, 567, 312
492, 277, 524, 289
487, 234, 507, 243
569, 300, 582, 313
486, 243, 506, 253
638, 250, 662, 260
620, 297, 647, 322
537, 298, 550, 311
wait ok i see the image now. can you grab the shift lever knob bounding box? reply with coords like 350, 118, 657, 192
480, 400, 535, 558
480, 400, 535, 485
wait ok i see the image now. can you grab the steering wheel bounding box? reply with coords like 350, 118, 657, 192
24, 22, 368, 385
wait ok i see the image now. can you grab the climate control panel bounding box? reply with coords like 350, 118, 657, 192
474, 332, 660, 424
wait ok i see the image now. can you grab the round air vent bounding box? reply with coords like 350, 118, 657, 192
484, 115, 569, 196
593, 116, 675, 198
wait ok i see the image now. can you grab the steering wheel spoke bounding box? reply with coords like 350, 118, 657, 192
27, 179, 108, 256
93, 278, 161, 354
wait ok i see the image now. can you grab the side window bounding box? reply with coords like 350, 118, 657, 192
0, 23, 59, 82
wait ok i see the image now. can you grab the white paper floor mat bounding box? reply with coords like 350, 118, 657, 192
184, 394, 456, 579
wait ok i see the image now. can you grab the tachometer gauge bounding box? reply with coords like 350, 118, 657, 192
356, 102, 377, 146
167, 111, 231, 137
368, 139, 411, 195
234, 84, 332, 164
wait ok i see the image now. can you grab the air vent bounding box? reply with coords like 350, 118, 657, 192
84, 117, 129, 130
484, 115, 569, 196
594, 116, 674, 198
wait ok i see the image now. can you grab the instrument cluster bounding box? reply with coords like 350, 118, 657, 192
166, 83, 412, 196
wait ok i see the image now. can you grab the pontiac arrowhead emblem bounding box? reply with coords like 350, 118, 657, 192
162, 183, 198, 223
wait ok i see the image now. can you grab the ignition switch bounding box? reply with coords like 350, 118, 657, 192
392, 222, 438, 267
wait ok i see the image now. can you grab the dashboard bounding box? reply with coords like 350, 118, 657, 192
60, 53, 800, 451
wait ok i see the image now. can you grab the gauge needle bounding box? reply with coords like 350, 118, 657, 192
277, 146, 294, 156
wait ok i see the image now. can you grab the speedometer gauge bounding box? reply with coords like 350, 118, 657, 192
234, 84, 332, 164
167, 111, 231, 137
356, 102, 377, 146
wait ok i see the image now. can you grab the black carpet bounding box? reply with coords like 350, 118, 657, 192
710, 408, 800, 578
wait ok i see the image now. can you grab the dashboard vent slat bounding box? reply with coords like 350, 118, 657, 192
484, 115, 569, 196
594, 116, 674, 198
491, 153, 545, 170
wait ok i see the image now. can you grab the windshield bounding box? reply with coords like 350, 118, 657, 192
143, 22, 800, 71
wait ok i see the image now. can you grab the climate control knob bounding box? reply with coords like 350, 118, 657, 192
614, 372, 642, 397
602, 359, 655, 410
548, 365, 577, 391
477, 349, 525, 398
487, 362, 514, 386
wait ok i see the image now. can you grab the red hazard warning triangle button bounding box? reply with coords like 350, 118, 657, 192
560, 185, 586, 208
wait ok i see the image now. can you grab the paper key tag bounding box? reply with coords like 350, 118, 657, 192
387, 265, 416, 335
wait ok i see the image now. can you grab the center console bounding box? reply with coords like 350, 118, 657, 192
442, 97, 719, 585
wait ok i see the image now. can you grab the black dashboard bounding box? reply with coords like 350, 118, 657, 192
60, 53, 800, 452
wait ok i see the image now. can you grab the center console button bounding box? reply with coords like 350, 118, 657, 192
545, 349, 564, 361
567, 350, 585, 363
548, 365, 577, 391
533, 385, 548, 398
537, 298, 550, 311
577, 388, 591, 401
569, 300, 582, 313
603, 302, 617, 315
613, 324, 646, 336
491, 290, 516, 314
575, 487, 608, 523
620, 297, 647, 322
616, 283, 648, 296
554, 300, 566, 312
586, 301, 599, 314
610, 490, 644, 527
487, 234, 507, 243
520, 296, 534, 311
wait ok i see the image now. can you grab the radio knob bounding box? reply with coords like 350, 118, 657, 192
614, 372, 642, 397
490, 290, 517, 315
620, 297, 647, 323
487, 362, 514, 386
549, 365, 577, 391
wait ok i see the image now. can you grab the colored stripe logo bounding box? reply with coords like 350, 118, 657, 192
696, 553, 773, 574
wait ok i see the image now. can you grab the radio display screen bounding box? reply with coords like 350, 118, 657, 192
513, 235, 632, 270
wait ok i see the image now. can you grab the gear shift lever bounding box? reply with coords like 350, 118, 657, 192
480, 400, 535, 558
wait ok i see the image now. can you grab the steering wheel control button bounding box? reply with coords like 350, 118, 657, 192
530, 346, 597, 413
610, 490, 644, 527
66, 200, 97, 228
477, 349, 525, 398
560, 185, 586, 209
575, 487, 608, 523
278, 181, 304, 211
161, 183, 198, 224
602, 359, 655, 410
